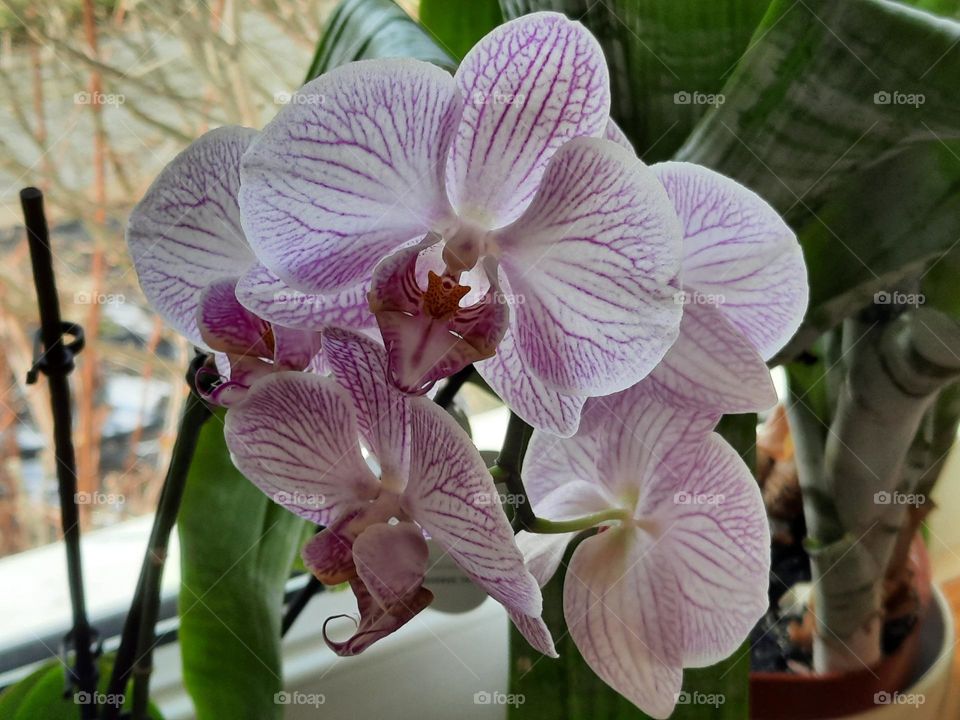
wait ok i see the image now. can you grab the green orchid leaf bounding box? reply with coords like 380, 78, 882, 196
177, 410, 308, 720
420, 0, 503, 60
0, 657, 163, 720
500, 0, 771, 160
676, 0, 960, 216
305, 0, 453, 82
775, 139, 960, 361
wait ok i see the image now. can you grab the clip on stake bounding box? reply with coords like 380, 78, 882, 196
21, 187, 100, 719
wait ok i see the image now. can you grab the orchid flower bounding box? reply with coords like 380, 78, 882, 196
602, 136, 808, 415
238, 12, 684, 432
126, 126, 373, 405
224, 328, 556, 656
516, 383, 769, 718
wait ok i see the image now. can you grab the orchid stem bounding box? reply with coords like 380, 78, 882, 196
434, 364, 474, 408
495, 412, 536, 531
526, 509, 631, 534
104, 362, 211, 720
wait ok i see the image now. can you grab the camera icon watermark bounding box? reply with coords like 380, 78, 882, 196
471, 91, 526, 106
274, 91, 325, 106
674, 491, 725, 506
873, 290, 924, 306
75, 491, 125, 506
74, 691, 125, 706
673, 90, 725, 107
273, 290, 319, 306
675, 690, 725, 707
673, 289, 725, 307
74, 291, 125, 306
274, 691, 326, 707
472, 491, 526, 507
74, 91, 125, 106
473, 690, 525, 707
873, 490, 926, 508
491, 291, 526, 305
873, 90, 925, 108
874, 691, 925, 706
273, 491, 326, 509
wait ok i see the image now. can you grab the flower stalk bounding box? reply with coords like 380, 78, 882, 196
22, 187, 98, 720
104, 366, 211, 720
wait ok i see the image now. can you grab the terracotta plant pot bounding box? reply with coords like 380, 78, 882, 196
750, 537, 945, 720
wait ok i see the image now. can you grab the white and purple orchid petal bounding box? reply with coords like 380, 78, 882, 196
352, 521, 430, 612
643, 302, 777, 414
509, 610, 559, 658
271, 325, 322, 371
196, 277, 273, 358
367, 243, 427, 315
515, 530, 575, 588
534, 481, 616, 523
321, 328, 410, 485
224, 372, 379, 524
128, 126, 258, 347
495, 137, 682, 396
370, 246, 509, 394
653, 161, 808, 360
402, 399, 542, 617
239, 59, 462, 294
640, 433, 770, 667
198, 354, 272, 408
475, 316, 585, 437
448, 12, 610, 227
604, 117, 634, 153
569, 385, 719, 507
301, 506, 368, 584
323, 577, 433, 657
236, 263, 375, 331
564, 527, 684, 719
522, 427, 603, 509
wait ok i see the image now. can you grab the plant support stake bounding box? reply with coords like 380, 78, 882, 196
22, 187, 99, 719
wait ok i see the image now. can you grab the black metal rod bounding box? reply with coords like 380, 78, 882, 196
281, 575, 324, 636
21, 187, 98, 719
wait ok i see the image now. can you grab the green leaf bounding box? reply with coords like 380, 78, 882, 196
0, 657, 163, 720
419, 0, 503, 61
500, 0, 770, 160
664, 0, 960, 359
304, 0, 453, 82
177, 410, 308, 720
902, 0, 960, 18
676, 0, 960, 215
776, 139, 960, 360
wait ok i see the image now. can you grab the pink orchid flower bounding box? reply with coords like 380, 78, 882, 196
224, 328, 555, 657
602, 132, 808, 415
126, 126, 373, 405
516, 383, 770, 718
495, 123, 808, 429
238, 13, 684, 429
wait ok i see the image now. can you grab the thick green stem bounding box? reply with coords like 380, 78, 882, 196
795, 308, 960, 672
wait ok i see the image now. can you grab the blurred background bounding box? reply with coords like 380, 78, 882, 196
0, 0, 393, 556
